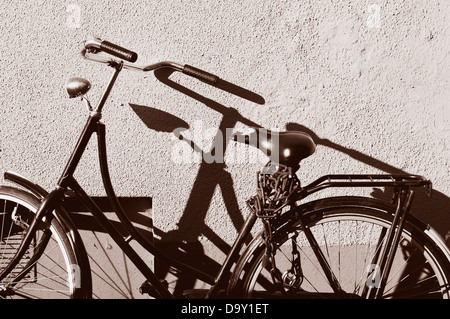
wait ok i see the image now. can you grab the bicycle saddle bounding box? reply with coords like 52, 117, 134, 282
238, 129, 316, 170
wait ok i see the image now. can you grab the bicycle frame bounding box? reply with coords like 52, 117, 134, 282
1, 53, 435, 299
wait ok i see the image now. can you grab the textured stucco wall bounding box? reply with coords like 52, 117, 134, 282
1, 0, 449, 297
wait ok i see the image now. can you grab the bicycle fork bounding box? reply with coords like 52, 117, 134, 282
362, 187, 415, 298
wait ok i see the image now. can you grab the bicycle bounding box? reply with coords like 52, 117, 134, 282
0, 38, 449, 299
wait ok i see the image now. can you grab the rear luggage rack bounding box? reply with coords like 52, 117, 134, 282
300, 174, 432, 198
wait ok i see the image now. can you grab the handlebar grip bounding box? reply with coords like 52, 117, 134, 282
100, 40, 138, 63
182, 64, 219, 84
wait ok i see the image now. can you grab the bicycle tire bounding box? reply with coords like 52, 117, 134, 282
0, 186, 91, 299
229, 196, 450, 299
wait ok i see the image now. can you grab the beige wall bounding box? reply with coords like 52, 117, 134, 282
1, 0, 449, 297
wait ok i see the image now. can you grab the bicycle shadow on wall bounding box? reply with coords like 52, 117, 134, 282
285, 122, 450, 239
144, 70, 450, 289
131, 69, 450, 294
130, 69, 266, 295
69, 68, 450, 297
67, 71, 264, 297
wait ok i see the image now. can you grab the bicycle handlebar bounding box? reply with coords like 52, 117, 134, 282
85, 38, 138, 63
182, 64, 219, 84
100, 40, 138, 63
82, 38, 219, 85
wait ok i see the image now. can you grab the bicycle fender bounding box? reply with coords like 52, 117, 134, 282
4, 169, 85, 244
4, 170, 48, 199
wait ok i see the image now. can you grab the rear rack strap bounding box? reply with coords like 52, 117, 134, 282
301, 174, 432, 197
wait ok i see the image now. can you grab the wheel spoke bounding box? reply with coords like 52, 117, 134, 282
239, 199, 450, 299
0, 190, 81, 299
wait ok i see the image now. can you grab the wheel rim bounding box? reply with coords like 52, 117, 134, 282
244, 212, 450, 299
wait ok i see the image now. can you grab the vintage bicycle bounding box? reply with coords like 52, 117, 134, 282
0, 38, 449, 299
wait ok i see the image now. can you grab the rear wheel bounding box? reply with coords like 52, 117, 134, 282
0, 186, 89, 298
230, 197, 450, 299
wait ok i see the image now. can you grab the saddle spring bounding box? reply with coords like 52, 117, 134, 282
247, 162, 301, 219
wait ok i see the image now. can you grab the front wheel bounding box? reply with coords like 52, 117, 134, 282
0, 186, 91, 299
229, 196, 450, 299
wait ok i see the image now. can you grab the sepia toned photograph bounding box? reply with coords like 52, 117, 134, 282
0, 0, 449, 308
